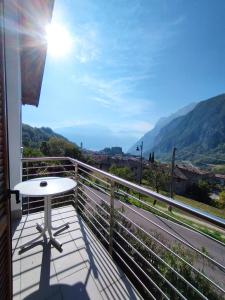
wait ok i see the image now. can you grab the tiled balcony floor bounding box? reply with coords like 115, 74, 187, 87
12, 205, 141, 300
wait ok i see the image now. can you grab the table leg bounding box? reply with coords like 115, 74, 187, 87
19, 231, 45, 250
36, 196, 48, 233
47, 196, 62, 250
20, 196, 48, 250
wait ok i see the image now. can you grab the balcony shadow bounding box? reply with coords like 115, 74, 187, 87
77, 213, 139, 299
22, 235, 91, 300
13, 205, 140, 299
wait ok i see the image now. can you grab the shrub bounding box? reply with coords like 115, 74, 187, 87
213, 190, 225, 208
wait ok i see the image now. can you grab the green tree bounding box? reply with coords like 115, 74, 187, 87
46, 137, 82, 159
186, 180, 211, 204
64, 141, 82, 159
23, 147, 43, 158
47, 137, 66, 156
40, 141, 50, 156
214, 190, 225, 208
143, 163, 170, 194
109, 165, 134, 181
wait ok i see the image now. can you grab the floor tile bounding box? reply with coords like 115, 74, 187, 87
101, 277, 141, 300
12, 205, 140, 300
77, 225, 124, 292
13, 278, 21, 300
59, 267, 103, 300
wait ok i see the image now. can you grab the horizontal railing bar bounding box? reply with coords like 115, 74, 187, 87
78, 182, 110, 208
52, 200, 75, 206
77, 193, 110, 226
117, 200, 225, 272
52, 199, 74, 207
22, 164, 73, 170
22, 170, 74, 177
79, 174, 110, 197
51, 193, 75, 200
115, 219, 206, 299
114, 204, 225, 293
119, 189, 225, 247
77, 199, 109, 236
77, 186, 110, 216
22, 199, 44, 205
23, 205, 44, 213
22, 193, 75, 205
113, 248, 160, 300
23, 199, 74, 212
113, 237, 170, 299
123, 206, 225, 293
78, 204, 109, 245
78, 167, 111, 186
23, 202, 73, 213
22, 157, 69, 163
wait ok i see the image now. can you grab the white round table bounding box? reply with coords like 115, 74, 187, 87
14, 177, 77, 250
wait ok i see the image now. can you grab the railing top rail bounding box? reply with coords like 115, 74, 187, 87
22, 156, 225, 230
22, 157, 69, 163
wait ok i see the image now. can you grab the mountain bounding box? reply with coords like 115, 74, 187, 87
22, 124, 70, 148
151, 94, 225, 164
127, 102, 197, 155
22, 124, 83, 159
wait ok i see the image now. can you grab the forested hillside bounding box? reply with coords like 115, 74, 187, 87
22, 124, 69, 148
22, 124, 82, 159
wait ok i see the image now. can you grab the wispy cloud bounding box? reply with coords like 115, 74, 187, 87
72, 6, 185, 116
78, 74, 153, 116
100, 8, 185, 73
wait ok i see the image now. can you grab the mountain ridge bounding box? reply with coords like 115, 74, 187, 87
151, 93, 225, 163
22, 123, 73, 148
128, 102, 197, 155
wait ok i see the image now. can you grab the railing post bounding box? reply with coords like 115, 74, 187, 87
109, 180, 115, 256
26, 161, 29, 215
74, 161, 78, 209
26, 161, 28, 180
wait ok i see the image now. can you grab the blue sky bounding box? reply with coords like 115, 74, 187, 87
23, 0, 225, 151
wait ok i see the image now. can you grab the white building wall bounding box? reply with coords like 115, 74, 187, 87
4, 0, 22, 218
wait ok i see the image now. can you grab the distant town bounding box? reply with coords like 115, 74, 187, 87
82, 146, 225, 207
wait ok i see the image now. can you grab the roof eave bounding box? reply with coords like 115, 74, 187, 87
20, 0, 54, 107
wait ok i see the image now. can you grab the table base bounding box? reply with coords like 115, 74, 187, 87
20, 196, 69, 251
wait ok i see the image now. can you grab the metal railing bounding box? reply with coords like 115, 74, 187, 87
22, 157, 225, 300
21, 157, 76, 213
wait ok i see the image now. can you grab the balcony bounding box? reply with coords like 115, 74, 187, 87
12, 157, 225, 299
12, 205, 140, 299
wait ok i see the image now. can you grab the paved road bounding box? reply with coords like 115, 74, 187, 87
80, 185, 225, 290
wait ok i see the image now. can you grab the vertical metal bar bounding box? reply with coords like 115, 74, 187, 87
109, 180, 115, 256
74, 162, 78, 209
26, 161, 30, 215
170, 147, 177, 199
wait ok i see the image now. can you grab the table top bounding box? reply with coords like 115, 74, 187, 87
14, 177, 77, 197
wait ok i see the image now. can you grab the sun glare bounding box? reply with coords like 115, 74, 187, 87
46, 23, 73, 58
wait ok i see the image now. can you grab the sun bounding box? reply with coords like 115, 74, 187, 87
45, 23, 73, 58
